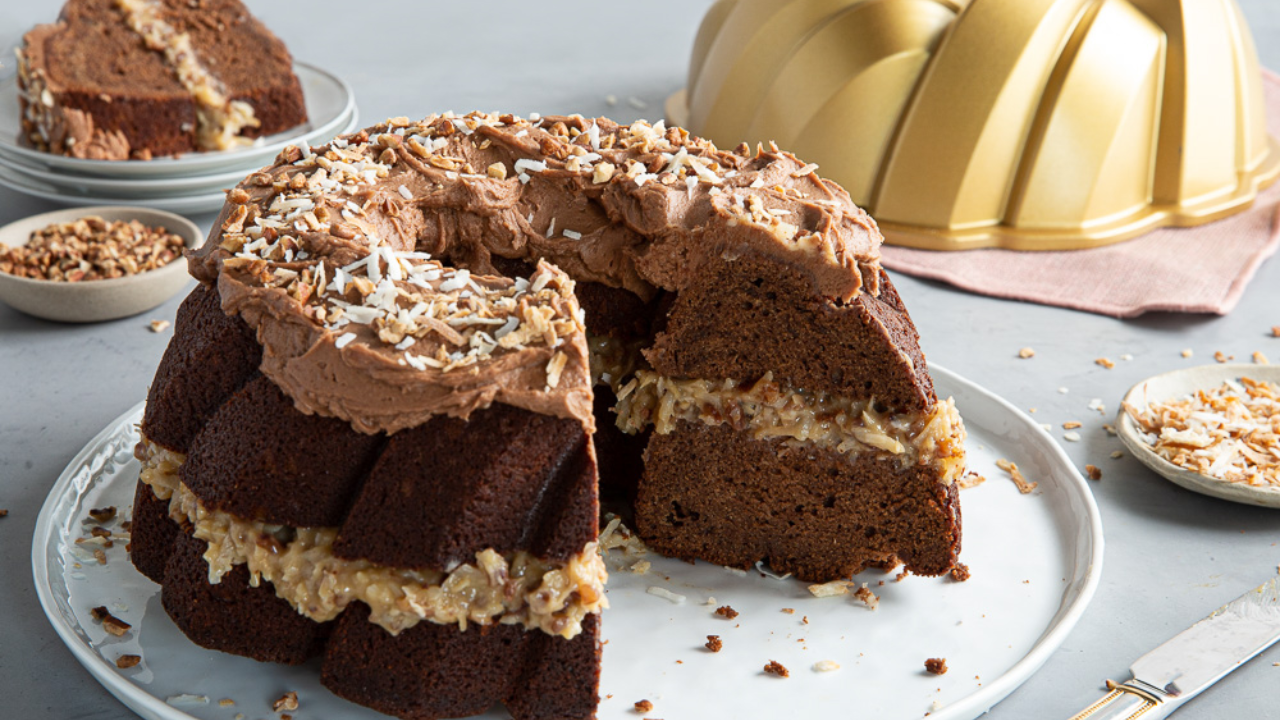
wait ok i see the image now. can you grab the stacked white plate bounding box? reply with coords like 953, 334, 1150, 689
0, 63, 358, 214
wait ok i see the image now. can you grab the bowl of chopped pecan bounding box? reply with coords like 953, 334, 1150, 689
0, 206, 199, 322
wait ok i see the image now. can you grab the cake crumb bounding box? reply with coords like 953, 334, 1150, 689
634, 699, 654, 713
89, 506, 117, 522
630, 560, 651, 574
895, 570, 910, 582
218, 699, 236, 707
853, 583, 879, 610
996, 459, 1037, 493
705, 635, 722, 652
115, 654, 141, 669
807, 579, 853, 598
925, 658, 948, 675
1255, 351, 1270, 365
1110, 451, 1124, 459
1095, 357, 1115, 369
0, 509, 8, 518
1018, 347, 1035, 359
950, 563, 971, 582
1085, 464, 1103, 481
1182, 349, 1194, 358
802, 615, 809, 624
763, 660, 790, 677
272, 691, 298, 712
781, 608, 795, 614
715, 605, 739, 619
1272, 326, 1280, 337
958, 472, 986, 489
813, 660, 840, 672
1215, 350, 1233, 363
1062, 421, 1083, 429
149, 319, 170, 333
90, 606, 131, 636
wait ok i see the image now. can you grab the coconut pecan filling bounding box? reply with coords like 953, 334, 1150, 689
137, 439, 607, 639
113, 0, 259, 151
614, 370, 966, 484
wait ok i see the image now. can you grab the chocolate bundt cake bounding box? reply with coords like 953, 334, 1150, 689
18, 0, 307, 160
131, 112, 966, 719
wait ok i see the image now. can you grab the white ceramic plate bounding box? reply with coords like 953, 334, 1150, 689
0, 169, 230, 214
32, 366, 1103, 720
0, 108, 359, 211
1117, 364, 1280, 508
0, 63, 355, 179
0, 156, 270, 198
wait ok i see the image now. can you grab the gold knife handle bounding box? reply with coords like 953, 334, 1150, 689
1069, 683, 1168, 720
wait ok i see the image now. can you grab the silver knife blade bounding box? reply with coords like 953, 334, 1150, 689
1130, 577, 1280, 700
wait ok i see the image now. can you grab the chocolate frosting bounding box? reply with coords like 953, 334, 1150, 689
193, 113, 885, 435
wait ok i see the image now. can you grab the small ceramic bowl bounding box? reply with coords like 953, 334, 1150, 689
1117, 364, 1280, 508
0, 206, 200, 322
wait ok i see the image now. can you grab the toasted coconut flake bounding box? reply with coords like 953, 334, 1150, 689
1123, 377, 1280, 487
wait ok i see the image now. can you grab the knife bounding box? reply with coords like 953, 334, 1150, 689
1069, 577, 1280, 720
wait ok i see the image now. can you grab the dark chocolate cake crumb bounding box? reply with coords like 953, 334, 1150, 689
950, 563, 972, 582
925, 658, 948, 675
0, 509, 8, 518
763, 660, 790, 678
714, 605, 739, 619
705, 635, 722, 652
634, 699, 653, 712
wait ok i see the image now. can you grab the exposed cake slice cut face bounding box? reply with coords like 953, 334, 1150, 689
17, 0, 306, 159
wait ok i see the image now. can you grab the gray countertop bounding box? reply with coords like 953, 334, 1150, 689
2, 1, 1279, 718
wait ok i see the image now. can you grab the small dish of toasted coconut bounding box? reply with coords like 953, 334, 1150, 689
1118, 364, 1280, 508
0, 206, 198, 322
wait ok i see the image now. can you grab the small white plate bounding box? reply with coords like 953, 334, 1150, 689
0, 62, 355, 178
32, 366, 1103, 720
0, 108, 359, 212
1117, 364, 1280, 508
0, 169, 231, 214
0, 108, 358, 209
0, 158, 253, 199
0, 206, 198, 322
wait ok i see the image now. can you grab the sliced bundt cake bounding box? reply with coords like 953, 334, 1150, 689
131, 112, 965, 720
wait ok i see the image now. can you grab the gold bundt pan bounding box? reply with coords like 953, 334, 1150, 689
667, 0, 1280, 250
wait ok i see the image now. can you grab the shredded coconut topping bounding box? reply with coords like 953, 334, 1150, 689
1124, 377, 1280, 487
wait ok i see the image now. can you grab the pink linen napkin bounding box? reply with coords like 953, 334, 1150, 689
879, 72, 1280, 318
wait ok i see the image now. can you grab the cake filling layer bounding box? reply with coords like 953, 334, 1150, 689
614, 370, 966, 483
114, 0, 259, 151
138, 440, 607, 639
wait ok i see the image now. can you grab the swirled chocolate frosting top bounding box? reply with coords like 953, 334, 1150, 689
191, 113, 884, 435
